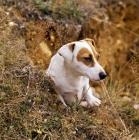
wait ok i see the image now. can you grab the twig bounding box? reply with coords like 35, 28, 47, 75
101, 81, 129, 132
26, 67, 31, 95
78, 86, 90, 106
115, 77, 139, 96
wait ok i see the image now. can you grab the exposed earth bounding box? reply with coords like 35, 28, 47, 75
0, 0, 139, 139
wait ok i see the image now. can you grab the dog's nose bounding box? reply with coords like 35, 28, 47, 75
99, 72, 107, 80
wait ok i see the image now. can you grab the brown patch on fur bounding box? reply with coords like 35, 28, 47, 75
84, 38, 100, 60
84, 38, 96, 46
69, 43, 75, 52
77, 48, 95, 67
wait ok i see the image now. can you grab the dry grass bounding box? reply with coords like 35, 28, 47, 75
0, 19, 138, 140
0, 0, 139, 140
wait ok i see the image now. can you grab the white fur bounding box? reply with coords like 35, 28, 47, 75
46, 39, 106, 107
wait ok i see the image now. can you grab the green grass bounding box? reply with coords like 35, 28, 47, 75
34, 0, 84, 21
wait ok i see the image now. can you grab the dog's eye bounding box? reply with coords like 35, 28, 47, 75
84, 56, 92, 62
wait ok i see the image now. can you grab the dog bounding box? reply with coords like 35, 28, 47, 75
46, 38, 107, 107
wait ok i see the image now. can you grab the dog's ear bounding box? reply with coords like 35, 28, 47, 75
58, 43, 75, 63
84, 38, 100, 59
69, 43, 75, 52
84, 38, 96, 47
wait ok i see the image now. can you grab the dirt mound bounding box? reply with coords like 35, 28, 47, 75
0, 20, 131, 139
24, 21, 80, 69
0, 0, 139, 139
21, 0, 139, 86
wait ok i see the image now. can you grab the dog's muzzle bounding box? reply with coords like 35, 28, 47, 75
99, 72, 107, 80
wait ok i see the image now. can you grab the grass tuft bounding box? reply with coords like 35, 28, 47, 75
34, 0, 84, 21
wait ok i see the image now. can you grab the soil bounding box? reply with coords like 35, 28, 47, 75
0, 0, 139, 139
23, 0, 139, 86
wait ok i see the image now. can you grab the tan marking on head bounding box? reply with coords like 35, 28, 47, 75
77, 48, 95, 67
69, 43, 75, 52
84, 38, 100, 61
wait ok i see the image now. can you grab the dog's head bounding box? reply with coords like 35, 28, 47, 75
58, 38, 107, 81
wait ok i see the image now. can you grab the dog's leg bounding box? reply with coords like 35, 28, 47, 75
58, 93, 67, 107
83, 85, 101, 106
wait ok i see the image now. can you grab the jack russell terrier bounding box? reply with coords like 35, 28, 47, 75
46, 38, 107, 107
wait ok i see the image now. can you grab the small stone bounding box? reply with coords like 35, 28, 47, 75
120, 92, 130, 97
122, 96, 132, 104
31, 31, 36, 35
9, 22, 18, 27
1, 92, 6, 98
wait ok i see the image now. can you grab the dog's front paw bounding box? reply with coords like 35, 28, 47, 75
87, 96, 101, 107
